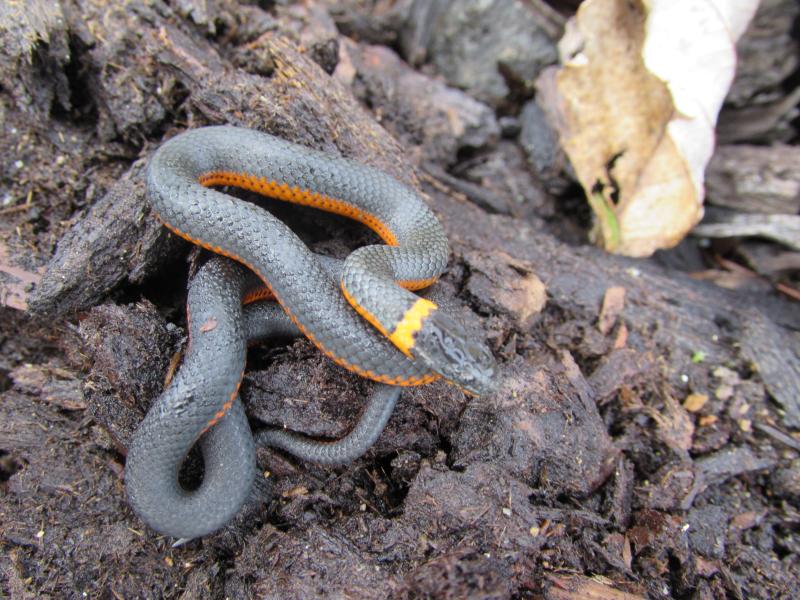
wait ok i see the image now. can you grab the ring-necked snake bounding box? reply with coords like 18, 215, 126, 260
125, 126, 496, 541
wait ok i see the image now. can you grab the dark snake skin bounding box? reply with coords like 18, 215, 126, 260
147, 126, 443, 385
126, 126, 496, 540
125, 258, 402, 540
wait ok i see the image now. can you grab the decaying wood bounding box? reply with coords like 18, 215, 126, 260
726, 0, 800, 108
716, 85, 800, 143
694, 209, 800, 251
738, 242, 800, 275
1, 1, 799, 598
545, 574, 645, 600
25, 4, 416, 316
705, 144, 800, 214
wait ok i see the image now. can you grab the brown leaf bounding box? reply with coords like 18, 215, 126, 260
541, 0, 757, 256
547, 0, 696, 256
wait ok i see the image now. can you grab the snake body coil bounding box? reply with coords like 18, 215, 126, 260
125, 126, 495, 540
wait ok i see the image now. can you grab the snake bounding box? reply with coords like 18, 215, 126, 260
124, 126, 496, 540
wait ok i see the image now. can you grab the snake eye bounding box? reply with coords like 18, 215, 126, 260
413, 310, 496, 395
450, 347, 467, 364
440, 333, 467, 365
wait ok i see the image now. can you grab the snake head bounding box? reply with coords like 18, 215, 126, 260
413, 309, 496, 396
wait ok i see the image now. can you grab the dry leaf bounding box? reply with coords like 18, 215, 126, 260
540, 0, 759, 256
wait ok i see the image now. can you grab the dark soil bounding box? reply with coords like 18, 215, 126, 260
1, 1, 799, 599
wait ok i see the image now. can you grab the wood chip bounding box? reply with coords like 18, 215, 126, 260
598, 286, 626, 335
613, 322, 628, 349
644, 395, 694, 453
282, 485, 309, 498
683, 393, 708, 413
698, 415, 718, 427
730, 510, 763, 530
738, 243, 800, 275
545, 574, 645, 600
0, 240, 43, 310
739, 309, 800, 427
